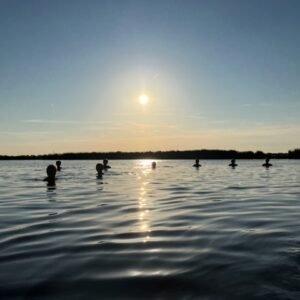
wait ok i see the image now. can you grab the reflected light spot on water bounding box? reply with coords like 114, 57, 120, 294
143, 236, 150, 243
138, 159, 153, 168
137, 162, 153, 243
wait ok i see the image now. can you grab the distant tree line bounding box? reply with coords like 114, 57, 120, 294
288, 148, 300, 159
0, 148, 299, 160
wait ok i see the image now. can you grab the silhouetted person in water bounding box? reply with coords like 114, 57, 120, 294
56, 160, 62, 171
44, 164, 56, 186
193, 159, 201, 168
262, 158, 272, 168
229, 159, 238, 168
103, 159, 111, 169
152, 161, 156, 169
96, 163, 104, 178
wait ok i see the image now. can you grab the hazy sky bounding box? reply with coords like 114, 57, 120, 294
1, 0, 300, 154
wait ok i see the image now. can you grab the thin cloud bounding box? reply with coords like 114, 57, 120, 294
0, 130, 64, 136
22, 119, 110, 125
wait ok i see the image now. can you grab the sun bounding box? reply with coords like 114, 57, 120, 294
139, 95, 149, 105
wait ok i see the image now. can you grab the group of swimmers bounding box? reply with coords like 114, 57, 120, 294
194, 158, 272, 168
44, 158, 273, 187
193, 158, 272, 169
44, 159, 112, 186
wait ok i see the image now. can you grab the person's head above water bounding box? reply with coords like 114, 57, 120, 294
266, 158, 270, 163
47, 164, 56, 178
152, 161, 156, 169
103, 158, 111, 169
56, 160, 62, 170
231, 159, 235, 163
44, 164, 56, 186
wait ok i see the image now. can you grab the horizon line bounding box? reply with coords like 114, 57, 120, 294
1, 148, 299, 158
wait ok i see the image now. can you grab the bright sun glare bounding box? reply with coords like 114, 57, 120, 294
139, 95, 149, 105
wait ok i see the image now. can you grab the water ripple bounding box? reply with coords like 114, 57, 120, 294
0, 160, 300, 299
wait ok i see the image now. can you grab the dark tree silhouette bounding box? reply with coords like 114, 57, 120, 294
0, 148, 299, 160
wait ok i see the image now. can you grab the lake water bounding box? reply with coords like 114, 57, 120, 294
0, 160, 299, 299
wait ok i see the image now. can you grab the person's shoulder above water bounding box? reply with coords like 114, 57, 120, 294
96, 163, 104, 177
262, 163, 272, 167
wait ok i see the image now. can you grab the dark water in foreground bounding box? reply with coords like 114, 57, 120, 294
0, 160, 299, 299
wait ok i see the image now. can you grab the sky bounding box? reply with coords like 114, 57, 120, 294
0, 0, 300, 155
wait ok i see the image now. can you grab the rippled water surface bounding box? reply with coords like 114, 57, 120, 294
0, 160, 300, 299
